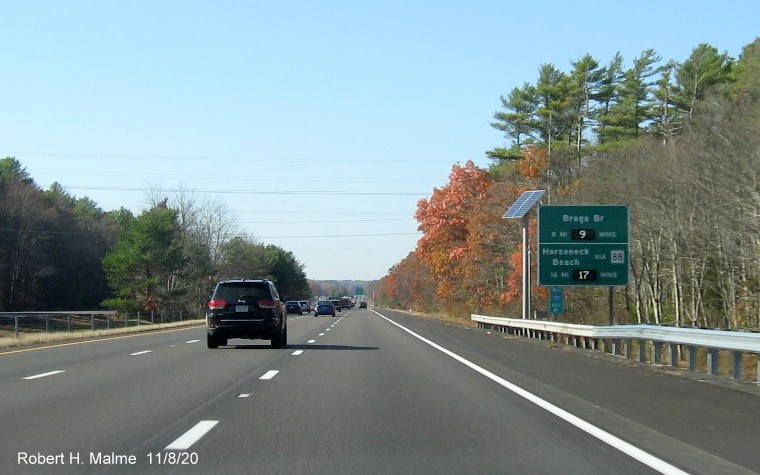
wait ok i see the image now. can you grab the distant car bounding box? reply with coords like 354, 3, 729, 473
314, 300, 336, 317
299, 300, 311, 313
285, 301, 303, 315
359, 301, 367, 308
206, 279, 287, 349
331, 299, 342, 312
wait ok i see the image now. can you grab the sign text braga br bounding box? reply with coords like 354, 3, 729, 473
537, 205, 629, 286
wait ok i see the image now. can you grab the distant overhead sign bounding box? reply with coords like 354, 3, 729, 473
503, 190, 545, 219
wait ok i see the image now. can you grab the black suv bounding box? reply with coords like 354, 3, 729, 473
206, 279, 287, 349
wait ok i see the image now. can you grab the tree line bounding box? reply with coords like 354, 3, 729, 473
0, 162, 310, 315
377, 38, 760, 329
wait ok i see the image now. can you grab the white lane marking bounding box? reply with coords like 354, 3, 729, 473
372, 310, 690, 475
307, 339, 316, 344
237, 393, 251, 398
325, 328, 331, 331
129, 350, 152, 356
185, 339, 200, 344
318, 333, 325, 336
260, 370, 279, 380
22, 370, 65, 380
291, 350, 304, 356
165, 420, 219, 450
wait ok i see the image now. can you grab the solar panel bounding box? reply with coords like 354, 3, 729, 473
503, 190, 545, 219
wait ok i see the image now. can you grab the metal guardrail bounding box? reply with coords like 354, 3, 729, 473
0, 310, 191, 338
472, 314, 760, 383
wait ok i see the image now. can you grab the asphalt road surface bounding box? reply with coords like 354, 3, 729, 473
1, 308, 758, 475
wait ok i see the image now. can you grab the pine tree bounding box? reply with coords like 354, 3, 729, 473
489, 83, 539, 161
674, 43, 734, 120
599, 49, 662, 143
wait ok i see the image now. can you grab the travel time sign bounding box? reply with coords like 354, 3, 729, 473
537, 205, 629, 286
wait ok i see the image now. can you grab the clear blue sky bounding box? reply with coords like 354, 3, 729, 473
2, 1, 758, 281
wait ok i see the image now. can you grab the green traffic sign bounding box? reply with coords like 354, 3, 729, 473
539, 205, 628, 243
538, 205, 629, 286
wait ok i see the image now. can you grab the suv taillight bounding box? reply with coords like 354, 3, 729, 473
258, 299, 277, 309
208, 299, 227, 310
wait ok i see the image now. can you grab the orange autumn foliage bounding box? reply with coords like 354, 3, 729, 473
415, 161, 492, 304
516, 145, 548, 185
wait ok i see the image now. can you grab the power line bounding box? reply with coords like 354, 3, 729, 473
6, 150, 467, 165
63, 185, 428, 196
240, 218, 412, 224
251, 232, 421, 239
0, 227, 420, 239
27, 169, 446, 185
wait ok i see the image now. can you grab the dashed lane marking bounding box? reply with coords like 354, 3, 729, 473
165, 420, 219, 450
22, 370, 65, 380
259, 370, 279, 380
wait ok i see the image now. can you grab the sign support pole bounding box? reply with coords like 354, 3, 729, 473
503, 189, 544, 322
608, 286, 614, 325
522, 214, 530, 320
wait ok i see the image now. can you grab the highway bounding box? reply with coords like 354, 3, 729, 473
1, 308, 758, 475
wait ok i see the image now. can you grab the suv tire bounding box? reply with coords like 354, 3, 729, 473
207, 333, 219, 349
271, 323, 287, 348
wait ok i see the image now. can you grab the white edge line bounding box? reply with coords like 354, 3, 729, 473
129, 350, 152, 356
185, 339, 200, 344
291, 350, 304, 356
22, 370, 66, 380
165, 420, 219, 450
260, 370, 279, 380
307, 339, 316, 344
371, 309, 690, 475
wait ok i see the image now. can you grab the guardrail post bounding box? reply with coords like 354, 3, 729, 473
757, 360, 760, 383
625, 339, 633, 359
707, 349, 719, 376
669, 344, 679, 368
611, 338, 620, 355
91, 314, 95, 331
733, 352, 743, 380
688, 346, 697, 372
137, 311, 141, 326
653, 342, 663, 364
639, 340, 647, 362
14, 316, 19, 338
45, 317, 49, 333
107, 315, 111, 330
67, 315, 71, 332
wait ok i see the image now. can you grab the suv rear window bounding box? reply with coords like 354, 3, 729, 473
214, 282, 270, 301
